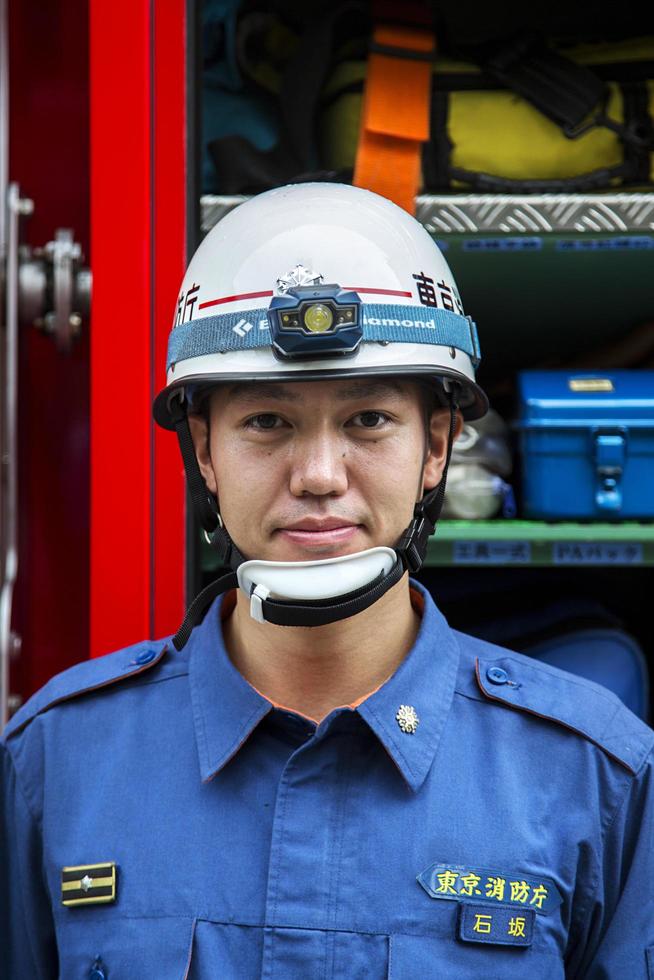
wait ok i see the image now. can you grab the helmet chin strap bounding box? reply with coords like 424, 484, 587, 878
169, 390, 459, 651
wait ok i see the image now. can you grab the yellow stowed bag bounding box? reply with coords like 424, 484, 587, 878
321, 36, 654, 193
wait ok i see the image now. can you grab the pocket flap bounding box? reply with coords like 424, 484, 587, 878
57, 915, 195, 978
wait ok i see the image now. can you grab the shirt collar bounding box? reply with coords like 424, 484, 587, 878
187, 582, 460, 791
188, 596, 271, 782
356, 580, 460, 792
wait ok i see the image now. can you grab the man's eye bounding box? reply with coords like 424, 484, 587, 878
351, 411, 389, 429
246, 413, 283, 430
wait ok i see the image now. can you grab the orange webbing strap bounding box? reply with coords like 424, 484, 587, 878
353, 24, 434, 215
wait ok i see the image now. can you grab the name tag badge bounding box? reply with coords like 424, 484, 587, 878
459, 903, 535, 947
417, 862, 562, 916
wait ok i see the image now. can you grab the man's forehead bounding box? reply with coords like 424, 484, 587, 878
224, 378, 420, 404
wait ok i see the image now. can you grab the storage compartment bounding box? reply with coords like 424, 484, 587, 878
192, 0, 654, 718
516, 370, 654, 520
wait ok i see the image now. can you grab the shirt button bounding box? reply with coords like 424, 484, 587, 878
486, 666, 509, 685
89, 957, 106, 980
130, 649, 156, 666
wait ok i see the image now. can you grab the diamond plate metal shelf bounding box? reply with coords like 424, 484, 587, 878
201, 193, 654, 236
416, 194, 654, 234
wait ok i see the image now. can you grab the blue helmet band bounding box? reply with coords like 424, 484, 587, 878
166, 302, 481, 372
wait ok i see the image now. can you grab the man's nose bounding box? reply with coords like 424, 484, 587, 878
289, 432, 349, 497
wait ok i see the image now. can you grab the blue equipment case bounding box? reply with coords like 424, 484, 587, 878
516, 370, 654, 520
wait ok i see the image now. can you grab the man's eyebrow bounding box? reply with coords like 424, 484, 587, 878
334, 380, 410, 401
227, 383, 302, 403
226, 379, 410, 404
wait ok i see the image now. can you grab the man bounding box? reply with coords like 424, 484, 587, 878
2, 183, 653, 978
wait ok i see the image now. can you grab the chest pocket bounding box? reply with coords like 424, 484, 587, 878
389, 931, 565, 980
58, 918, 388, 979
188, 922, 389, 980
56, 916, 195, 979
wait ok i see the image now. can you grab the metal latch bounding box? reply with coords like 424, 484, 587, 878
593, 429, 626, 513
19, 226, 91, 352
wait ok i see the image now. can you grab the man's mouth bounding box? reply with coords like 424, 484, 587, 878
277, 518, 361, 547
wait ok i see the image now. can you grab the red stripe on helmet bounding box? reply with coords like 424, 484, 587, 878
199, 289, 274, 309
199, 286, 413, 309
343, 287, 413, 297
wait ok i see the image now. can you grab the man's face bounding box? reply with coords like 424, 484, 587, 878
189, 378, 462, 563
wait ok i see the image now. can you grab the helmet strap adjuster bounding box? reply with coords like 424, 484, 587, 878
397, 509, 433, 574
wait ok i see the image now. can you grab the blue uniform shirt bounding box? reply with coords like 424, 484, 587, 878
2, 582, 654, 978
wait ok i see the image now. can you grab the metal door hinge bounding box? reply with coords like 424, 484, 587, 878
18, 226, 91, 351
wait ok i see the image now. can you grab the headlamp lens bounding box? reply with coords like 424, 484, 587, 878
304, 303, 333, 333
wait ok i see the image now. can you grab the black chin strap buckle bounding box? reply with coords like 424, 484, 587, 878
396, 507, 433, 574
205, 523, 242, 570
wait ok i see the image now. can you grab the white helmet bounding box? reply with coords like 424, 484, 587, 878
154, 182, 487, 428
154, 183, 489, 645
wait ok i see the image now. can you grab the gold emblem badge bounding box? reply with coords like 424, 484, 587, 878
61, 862, 117, 907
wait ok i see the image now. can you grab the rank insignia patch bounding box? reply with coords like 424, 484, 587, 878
61, 862, 117, 907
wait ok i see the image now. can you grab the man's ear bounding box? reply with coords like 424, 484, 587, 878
187, 413, 218, 496
421, 408, 464, 493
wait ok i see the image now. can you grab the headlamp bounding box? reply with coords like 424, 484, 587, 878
268, 285, 362, 360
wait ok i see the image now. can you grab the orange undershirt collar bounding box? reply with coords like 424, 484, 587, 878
219, 585, 424, 717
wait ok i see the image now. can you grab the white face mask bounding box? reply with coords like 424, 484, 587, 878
237, 547, 397, 624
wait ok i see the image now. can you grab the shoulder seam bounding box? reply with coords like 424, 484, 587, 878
502, 653, 620, 709
1, 741, 41, 826
4, 643, 170, 741
602, 744, 654, 846
474, 658, 646, 776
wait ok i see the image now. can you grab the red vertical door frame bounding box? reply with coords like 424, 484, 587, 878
90, 0, 186, 657
152, 0, 189, 641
